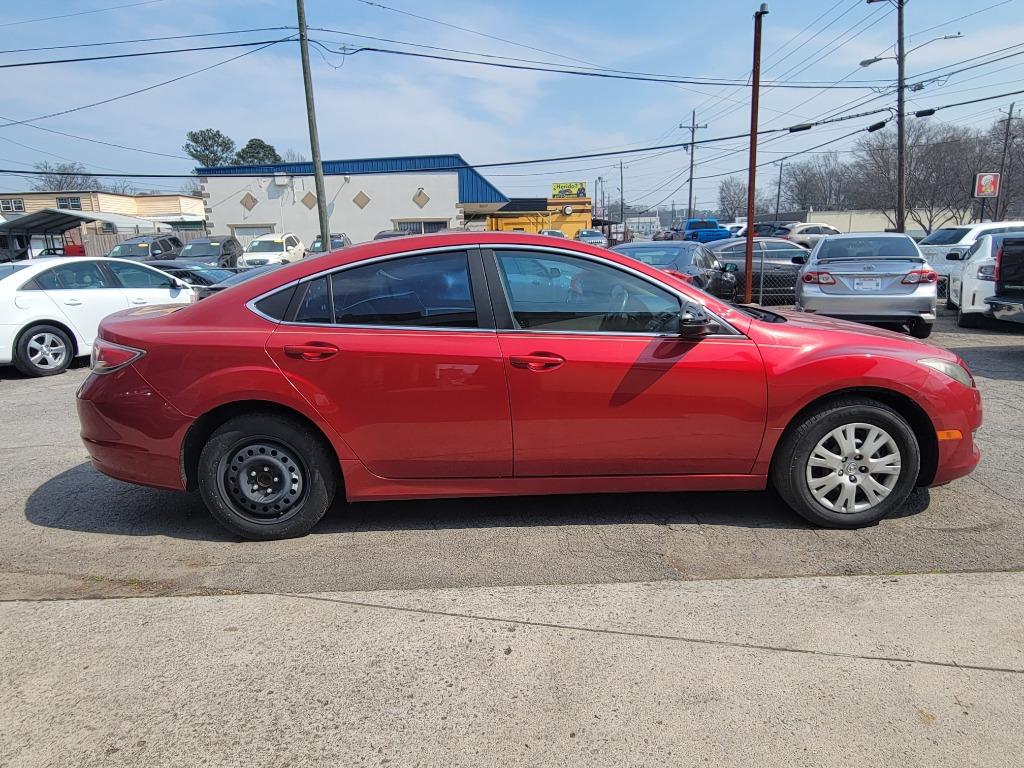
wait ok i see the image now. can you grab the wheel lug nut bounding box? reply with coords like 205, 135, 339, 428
860, 466, 868, 473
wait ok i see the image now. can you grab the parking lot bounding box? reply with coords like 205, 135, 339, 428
1, 308, 1021, 603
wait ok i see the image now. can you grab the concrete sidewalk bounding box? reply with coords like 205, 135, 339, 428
2, 572, 1022, 767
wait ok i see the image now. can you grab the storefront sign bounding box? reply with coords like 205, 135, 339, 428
974, 172, 1000, 198
551, 182, 587, 199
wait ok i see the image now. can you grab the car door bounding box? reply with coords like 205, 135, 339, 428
104, 260, 193, 307
486, 248, 766, 477
265, 248, 513, 479
31, 261, 129, 345
285, 235, 303, 261
950, 237, 984, 301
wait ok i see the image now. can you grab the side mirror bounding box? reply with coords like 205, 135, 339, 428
791, 254, 808, 265
945, 252, 962, 261
678, 304, 715, 339
151, 248, 163, 256
722, 262, 739, 273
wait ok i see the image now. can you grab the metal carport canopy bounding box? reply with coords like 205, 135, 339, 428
0, 208, 167, 236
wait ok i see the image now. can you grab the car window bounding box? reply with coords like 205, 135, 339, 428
964, 239, 986, 260
823, 227, 841, 235
496, 250, 680, 334
718, 242, 748, 257
615, 245, 691, 267
293, 277, 332, 324
919, 227, 971, 246
35, 262, 111, 290
764, 241, 804, 256
285, 236, 298, 248
329, 252, 477, 328
815, 237, 919, 261
106, 261, 176, 289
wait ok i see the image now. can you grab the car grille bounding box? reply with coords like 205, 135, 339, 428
245, 258, 269, 266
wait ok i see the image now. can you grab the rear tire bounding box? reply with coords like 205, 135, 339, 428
771, 397, 921, 528
956, 296, 983, 328
197, 413, 338, 540
909, 320, 933, 338
13, 324, 73, 377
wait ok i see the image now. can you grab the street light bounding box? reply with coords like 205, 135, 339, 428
860, 33, 962, 67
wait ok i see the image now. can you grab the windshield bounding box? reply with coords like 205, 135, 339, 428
167, 266, 235, 285
179, 242, 220, 258
310, 238, 345, 251
616, 244, 695, 267
919, 227, 972, 246
579, 230, 602, 237
815, 237, 919, 261
108, 242, 151, 258
246, 239, 285, 253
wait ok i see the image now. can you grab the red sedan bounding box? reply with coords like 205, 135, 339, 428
77, 232, 982, 540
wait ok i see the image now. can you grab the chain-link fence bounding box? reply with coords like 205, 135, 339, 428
712, 241, 806, 306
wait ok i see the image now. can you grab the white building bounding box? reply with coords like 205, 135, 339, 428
199, 154, 508, 245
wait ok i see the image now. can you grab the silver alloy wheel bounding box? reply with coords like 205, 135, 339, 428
26, 332, 67, 370
805, 422, 901, 514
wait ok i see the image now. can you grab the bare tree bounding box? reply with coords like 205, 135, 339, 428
783, 152, 850, 211
718, 175, 773, 220
30, 161, 99, 191
180, 178, 202, 196
103, 179, 137, 195
281, 148, 308, 162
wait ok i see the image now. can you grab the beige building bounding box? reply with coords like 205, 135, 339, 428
0, 190, 204, 232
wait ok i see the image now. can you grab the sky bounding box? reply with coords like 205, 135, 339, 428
1, 0, 1022, 213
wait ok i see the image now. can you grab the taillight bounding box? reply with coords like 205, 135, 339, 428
802, 271, 836, 285
994, 246, 1002, 282
91, 338, 145, 374
901, 269, 938, 284
977, 264, 996, 281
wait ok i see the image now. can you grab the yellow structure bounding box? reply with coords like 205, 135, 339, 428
487, 197, 593, 238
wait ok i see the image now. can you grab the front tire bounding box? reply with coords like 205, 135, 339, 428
771, 397, 921, 528
13, 324, 73, 377
909, 320, 933, 338
197, 413, 338, 540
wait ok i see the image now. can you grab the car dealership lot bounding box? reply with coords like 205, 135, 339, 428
0, 309, 1021, 602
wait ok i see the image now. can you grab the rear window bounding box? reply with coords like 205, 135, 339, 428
179, 242, 219, 258
919, 227, 972, 246
615, 245, 694, 266
108, 242, 151, 258
815, 237, 919, 261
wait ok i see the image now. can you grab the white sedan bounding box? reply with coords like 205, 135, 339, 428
947, 232, 1024, 327
0, 257, 194, 377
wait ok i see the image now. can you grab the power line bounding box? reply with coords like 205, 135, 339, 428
0, 38, 292, 129
0, 119, 189, 160
0, 27, 294, 55
0, 39, 293, 70
0, 0, 165, 28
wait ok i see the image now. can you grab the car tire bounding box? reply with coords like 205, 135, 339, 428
771, 397, 921, 528
956, 294, 983, 328
197, 412, 339, 540
909, 320, 933, 338
13, 324, 73, 377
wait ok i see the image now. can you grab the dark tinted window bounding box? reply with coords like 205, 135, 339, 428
496, 251, 680, 333
816, 237, 919, 261
106, 261, 176, 288
616, 244, 695, 267
255, 285, 295, 321
293, 277, 331, 324
331, 252, 476, 328
108, 241, 152, 258
919, 227, 971, 246
35, 262, 111, 290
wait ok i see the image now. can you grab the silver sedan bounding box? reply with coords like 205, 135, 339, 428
794, 233, 938, 338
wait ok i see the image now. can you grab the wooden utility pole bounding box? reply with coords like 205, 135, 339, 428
744, 4, 769, 304
896, 0, 906, 232
774, 159, 784, 219
997, 102, 1015, 220
296, 0, 330, 251
619, 160, 624, 243
683, 110, 707, 219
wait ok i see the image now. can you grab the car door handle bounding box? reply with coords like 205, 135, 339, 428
130, 298, 148, 304
509, 352, 565, 371
63, 299, 82, 306
283, 342, 340, 361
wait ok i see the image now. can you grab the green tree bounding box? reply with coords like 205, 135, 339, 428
183, 128, 236, 168
233, 138, 282, 165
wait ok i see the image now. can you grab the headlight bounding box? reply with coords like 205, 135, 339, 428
919, 357, 975, 388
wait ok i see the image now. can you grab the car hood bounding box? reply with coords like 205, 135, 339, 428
771, 307, 928, 341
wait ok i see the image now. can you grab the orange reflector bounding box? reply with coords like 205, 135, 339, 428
936, 429, 963, 441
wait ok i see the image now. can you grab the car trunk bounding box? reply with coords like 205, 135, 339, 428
814, 258, 924, 295
997, 239, 1024, 296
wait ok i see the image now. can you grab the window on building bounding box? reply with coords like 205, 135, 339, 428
0, 198, 25, 212
394, 220, 448, 234
56, 197, 82, 210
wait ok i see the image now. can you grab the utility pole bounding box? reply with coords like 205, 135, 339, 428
296, 0, 330, 252
774, 159, 784, 219
997, 102, 1015, 220
619, 160, 625, 243
744, 4, 769, 304
896, 0, 906, 233
682, 110, 707, 219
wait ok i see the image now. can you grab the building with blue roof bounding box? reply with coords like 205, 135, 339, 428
198, 154, 508, 245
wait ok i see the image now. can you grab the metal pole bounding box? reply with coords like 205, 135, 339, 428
774, 159, 784, 219
997, 102, 1015, 220
744, 4, 768, 304
296, 0, 330, 252
896, 0, 906, 233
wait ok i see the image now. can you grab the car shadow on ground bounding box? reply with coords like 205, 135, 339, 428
946, 345, 1024, 382
0, 358, 89, 382
25, 462, 930, 542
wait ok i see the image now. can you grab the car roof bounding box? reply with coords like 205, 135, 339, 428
145, 259, 223, 268
614, 240, 696, 247
969, 220, 1024, 232
251, 232, 295, 241
824, 232, 912, 240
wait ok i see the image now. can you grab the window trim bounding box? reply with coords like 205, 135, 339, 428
0, 198, 25, 212
55, 196, 83, 211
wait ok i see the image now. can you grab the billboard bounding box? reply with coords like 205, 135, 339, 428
551, 182, 587, 199
974, 172, 1000, 198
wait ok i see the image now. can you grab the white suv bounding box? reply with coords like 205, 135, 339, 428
918, 220, 1024, 279
239, 233, 305, 267
947, 230, 1024, 327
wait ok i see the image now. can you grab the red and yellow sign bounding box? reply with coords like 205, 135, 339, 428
974, 172, 1000, 198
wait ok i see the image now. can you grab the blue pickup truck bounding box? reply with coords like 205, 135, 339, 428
683, 218, 732, 243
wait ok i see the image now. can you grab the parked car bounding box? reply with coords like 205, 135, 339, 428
193, 264, 282, 299
144, 260, 239, 299
946, 232, 1024, 327
917, 220, 1024, 283
612, 241, 737, 299
795, 233, 937, 338
775, 222, 842, 250
574, 228, 609, 247
77, 231, 981, 540
178, 236, 244, 268
308, 233, 353, 255
726, 224, 745, 237
0, 257, 194, 376
706, 237, 808, 304
239, 233, 305, 267
537, 229, 567, 238
106, 234, 184, 261
373, 230, 415, 240
983, 235, 1024, 326
731, 221, 797, 239
682, 218, 732, 243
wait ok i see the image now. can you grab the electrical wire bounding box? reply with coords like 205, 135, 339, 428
0, 39, 295, 70
0, 0, 165, 28
0, 27, 295, 55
